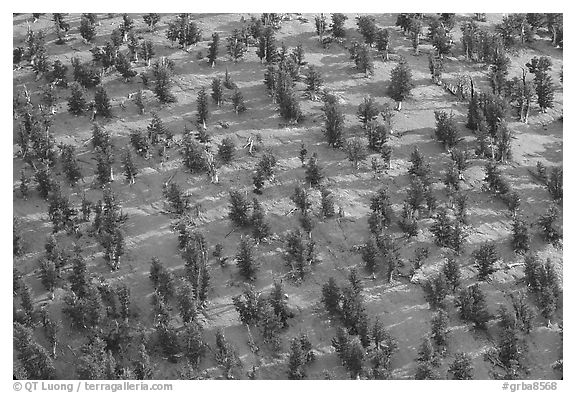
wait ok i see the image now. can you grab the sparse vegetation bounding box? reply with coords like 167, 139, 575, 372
12, 12, 562, 381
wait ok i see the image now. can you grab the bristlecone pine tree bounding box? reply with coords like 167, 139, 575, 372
448, 353, 474, 380
115, 52, 137, 81
305, 154, 324, 187
94, 86, 112, 118
251, 198, 271, 242
196, 87, 209, 128
357, 96, 380, 129
346, 138, 368, 169
226, 30, 247, 62
180, 129, 207, 173
354, 44, 374, 78
211, 78, 224, 107
236, 237, 258, 281
512, 217, 530, 253
434, 110, 461, 150
231, 89, 247, 114
218, 137, 236, 164
153, 59, 176, 104
14, 322, 56, 379
207, 32, 219, 67
322, 94, 345, 148
304, 66, 323, 100
60, 144, 83, 185
122, 149, 138, 185
455, 283, 490, 330
331, 14, 348, 38
472, 242, 499, 280
68, 82, 87, 115
228, 190, 252, 227
320, 187, 336, 218
79, 15, 97, 42
389, 59, 414, 110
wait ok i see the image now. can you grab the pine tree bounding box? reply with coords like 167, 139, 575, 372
79, 15, 97, 42
353, 44, 374, 77
428, 18, 453, 57
256, 27, 277, 64
94, 145, 114, 186
163, 183, 190, 215
473, 242, 499, 280
535, 73, 554, 112
210, 78, 224, 107
346, 138, 368, 169
305, 154, 323, 187
94, 86, 112, 118
231, 89, 247, 114
218, 137, 236, 164
320, 187, 336, 218
321, 277, 341, 316
19, 169, 30, 199
19, 283, 35, 326
455, 284, 490, 330
251, 198, 271, 242
180, 130, 207, 173
115, 52, 137, 82
269, 281, 293, 327
431, 309, 449, 349
214, 329, 243, 379
207, 32, 219, 67
133, 343, 153, 379
331, 13, 348, 38
362, 237, 379, 274
153, 60, 176, 104
422, 274, 449, 310
442, 257, 461, 293
130, 129, 150, 158
287, 337, 306, 379
357, 96, 380, 129
304, 66, 323, 100
139, 41, 155, 67
47, 187, 77, 233
196, 87, 209, 128
512, 217, 530, 253
236, 237, 258, 281
276, 79, 302, 123
291, 185, 311, 214
228, 190, 251, 227
180, 322, 207, 368
537, 204, 562, 245
177, 280, 197, 323
34, 165, 56, 199
434, 110, 461, 149
356, 16, 377, 46
344, 338, 365, 379
389, 60, 414, 110
467, 85, 484, 128
226, 30, 247, 62
322, 94, 345, 148
68, 82, 87, 115
314, 14, 327, 43
134, 90, 145, 115
121, 149, 138, 185
448, 353, 474, 380
60, 144, 83, 185
370, 188, 395, 229
14, 322, 56, 379
376, 29, 391, 60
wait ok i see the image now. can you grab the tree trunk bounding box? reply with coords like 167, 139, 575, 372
396, 101, 402, 111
